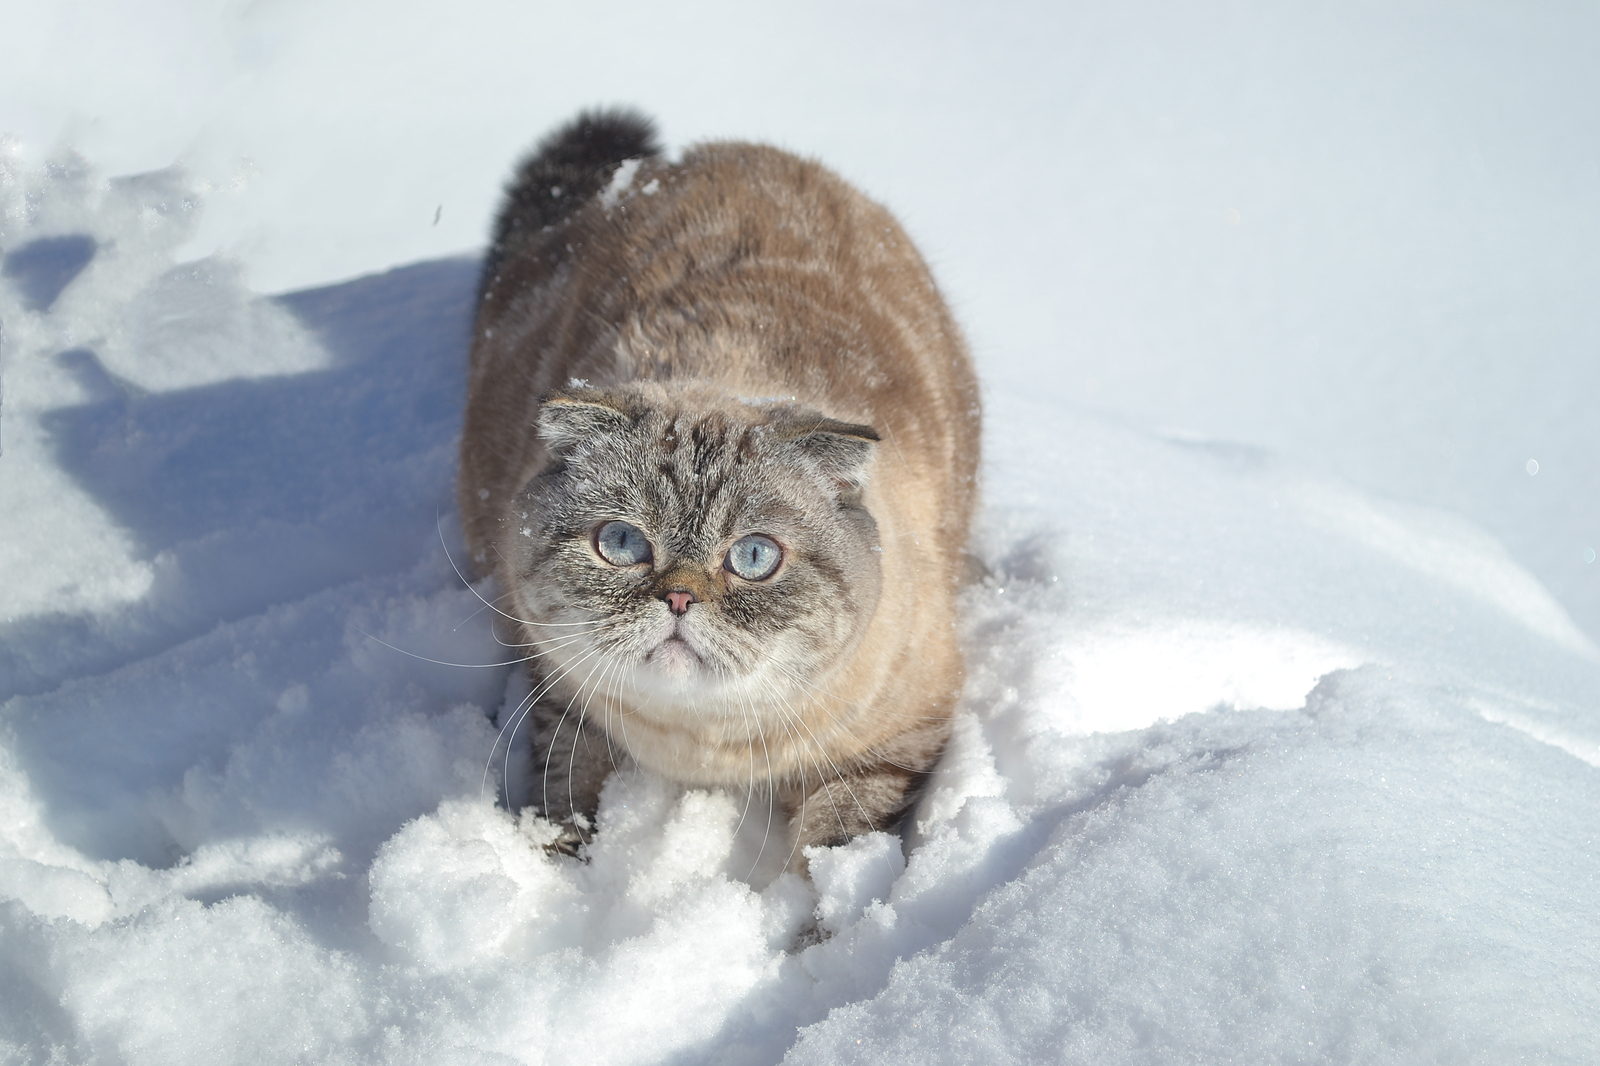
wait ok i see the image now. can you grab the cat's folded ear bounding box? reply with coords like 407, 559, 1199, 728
769, 411, 881, 492
537, 386, 640, 457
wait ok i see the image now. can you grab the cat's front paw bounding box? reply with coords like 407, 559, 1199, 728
542, 823, 591, 860
788, 915, 830, 952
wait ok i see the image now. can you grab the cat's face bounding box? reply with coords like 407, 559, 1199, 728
504, 384, 882, 719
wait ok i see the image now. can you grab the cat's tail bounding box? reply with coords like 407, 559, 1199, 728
480, 108, 661, 302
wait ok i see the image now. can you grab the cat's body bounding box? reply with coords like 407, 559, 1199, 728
459, 111, 979, 866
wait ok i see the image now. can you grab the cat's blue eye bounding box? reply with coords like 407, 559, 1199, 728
594, 521, 653, 567
724, 534, 783, 581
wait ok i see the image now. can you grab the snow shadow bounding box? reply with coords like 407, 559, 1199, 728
2, 234, 98, 312
1, 256, 503, 866
42, 255, 478, 554
4, 257, 481, 698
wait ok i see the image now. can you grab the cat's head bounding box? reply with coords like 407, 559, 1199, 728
503, 381, 883, 715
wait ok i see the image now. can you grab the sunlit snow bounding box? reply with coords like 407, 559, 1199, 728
2, 2, 1597, 1064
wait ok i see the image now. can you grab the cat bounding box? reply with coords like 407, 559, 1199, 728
458, 109, 980, 871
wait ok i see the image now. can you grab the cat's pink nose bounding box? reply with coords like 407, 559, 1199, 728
664, 590, 696, 615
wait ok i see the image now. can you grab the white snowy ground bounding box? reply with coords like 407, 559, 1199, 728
2, 3, 1598, 1064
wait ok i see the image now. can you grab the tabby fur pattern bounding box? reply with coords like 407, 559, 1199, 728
459, 109, 980, 870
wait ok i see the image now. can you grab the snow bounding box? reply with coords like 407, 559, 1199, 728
3, 2, 1598, 1063
597, 158, 643, 210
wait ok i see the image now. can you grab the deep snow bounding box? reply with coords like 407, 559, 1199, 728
3, 2, 1598, 1064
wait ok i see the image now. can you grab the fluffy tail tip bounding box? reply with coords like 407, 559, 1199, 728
530, 107, 661, 172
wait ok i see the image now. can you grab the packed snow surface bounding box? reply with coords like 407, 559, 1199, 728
3, 3, 1598, 1064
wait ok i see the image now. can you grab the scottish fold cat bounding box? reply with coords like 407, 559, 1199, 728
459, 110, 980, 869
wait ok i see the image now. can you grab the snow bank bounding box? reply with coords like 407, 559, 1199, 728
789, 668, 1600, 1065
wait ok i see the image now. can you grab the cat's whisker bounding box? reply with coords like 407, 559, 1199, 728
610, 660, 643, 777
453, 584, 539, 638
742, 686, 780, 884
512, 652, 597, 790
529, 646, 608, 822
793, 735, 859, 853
452, 595, 498, 632
352, 625, 562, 671
493, 638, 605, 807
767, 662, 956, 780
504, 632, 596, 664
567, 650, 623, 837
763, 700, 820, 875
729, 693, 756, 844
728, 686, 759, 853
488, 616, 514, 647
771, 661, 950, 724
486, 666, 563, 806
767, 679, 926, 884
545, 643, 617, 843
601, 662, 632, 792
482, 639, 607, 804
521, 624, 622, 651
769, 685, 881, 845
586, 652, 631, 810
534, 646, 607, 797
484, 682, 540, 805
439, 514, 610, 631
